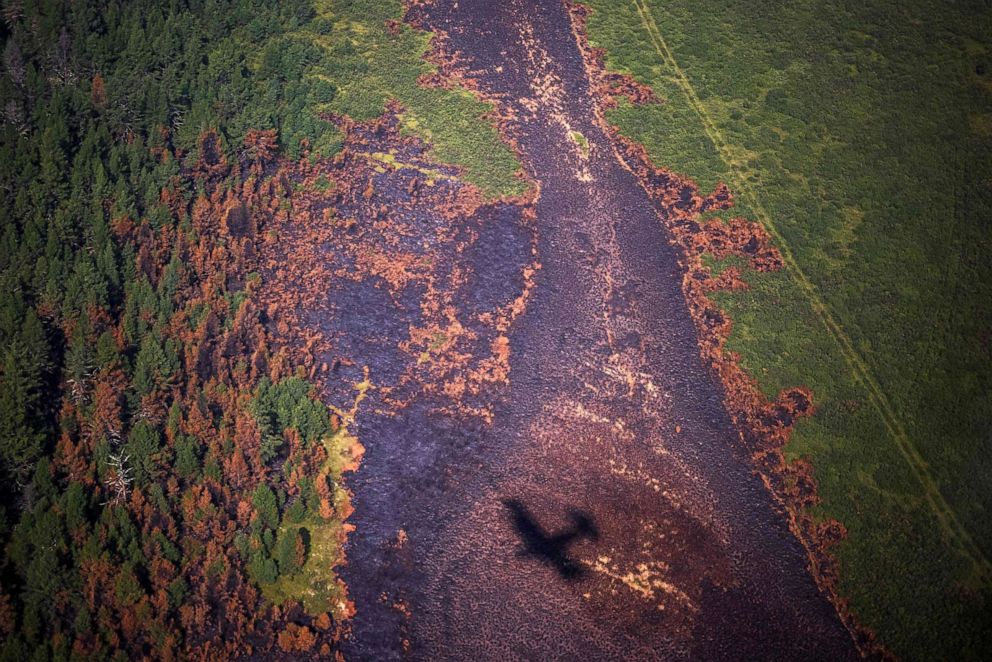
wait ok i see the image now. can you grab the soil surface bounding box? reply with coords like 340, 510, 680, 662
328, 0, 858, 659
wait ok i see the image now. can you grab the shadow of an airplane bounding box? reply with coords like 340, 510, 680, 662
502, 499, 599, 580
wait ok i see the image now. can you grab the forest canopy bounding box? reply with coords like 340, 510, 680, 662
0, 0, 363, 658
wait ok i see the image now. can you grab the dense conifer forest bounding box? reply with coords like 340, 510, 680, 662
0, 1, 357, 657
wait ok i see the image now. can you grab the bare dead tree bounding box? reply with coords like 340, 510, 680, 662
65, 348, 93, 406
103, 451, 133, 506
50, 26, 75, 85
3, 100, 28, 135
171, 106, 187, 130
4, 38, 24, 87
2, 0, 22, 29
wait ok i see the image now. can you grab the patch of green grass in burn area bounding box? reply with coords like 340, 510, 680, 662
585, 0, 992, 657
257, 461, 347, 616
569, 129, 591, 157
301, 0, 526, 198
248, 378, 353, 617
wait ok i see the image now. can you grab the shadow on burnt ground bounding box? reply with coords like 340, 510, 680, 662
326, 0, 861, 658
502, 499, 600, 580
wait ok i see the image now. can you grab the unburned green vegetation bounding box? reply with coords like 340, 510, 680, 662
583, 0, 992, 657
304, 0, 526, 197
245, 377, 350, 615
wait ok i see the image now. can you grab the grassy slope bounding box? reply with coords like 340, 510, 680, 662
301, 0, 525, 197
583, 0, 992, 657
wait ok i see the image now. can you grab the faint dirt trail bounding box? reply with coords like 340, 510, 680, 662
630, 0, 991, 583
330, 0, 860, 659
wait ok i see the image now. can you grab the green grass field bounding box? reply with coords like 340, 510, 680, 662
301, 0, 525, 197
582, 0, 992, 657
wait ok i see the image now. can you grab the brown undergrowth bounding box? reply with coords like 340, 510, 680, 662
566, 2, 885, 656
249, 3, 543, 429
255, 106, 539, 425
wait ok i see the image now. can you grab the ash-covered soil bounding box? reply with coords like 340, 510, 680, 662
270, 0, 859, 659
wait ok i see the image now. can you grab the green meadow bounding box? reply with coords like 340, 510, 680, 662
303, 0, 525, 197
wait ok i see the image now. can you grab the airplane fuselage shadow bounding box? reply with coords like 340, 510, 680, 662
501, 499, 600, 580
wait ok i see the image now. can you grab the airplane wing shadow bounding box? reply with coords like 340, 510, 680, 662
502, 498, 600, 580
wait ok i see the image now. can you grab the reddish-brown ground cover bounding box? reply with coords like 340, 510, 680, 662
255, 106, 540, 425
